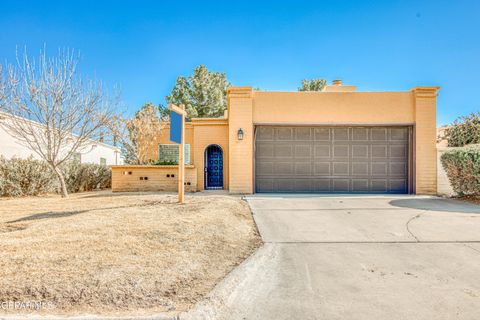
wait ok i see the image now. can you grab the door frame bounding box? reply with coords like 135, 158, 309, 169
204, 144, 224, 190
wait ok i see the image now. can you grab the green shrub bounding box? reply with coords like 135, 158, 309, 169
62, 162, 111, 193
0, 156, 57, 196
441, 148, 480, 196
0, 157, 111, 197
153, 160, 178, 165
445, 112, 480, 147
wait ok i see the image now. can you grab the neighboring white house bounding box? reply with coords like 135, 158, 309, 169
0, 113, 123, 165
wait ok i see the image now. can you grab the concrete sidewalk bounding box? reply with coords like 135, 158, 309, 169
184, 196, 480, 320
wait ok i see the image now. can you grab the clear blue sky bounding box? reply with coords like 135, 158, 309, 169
1, 0, 479, 125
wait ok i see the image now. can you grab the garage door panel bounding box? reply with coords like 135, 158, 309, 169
314, 162, 331, 175
274, 162, 294, 175
295, 145, 311, 157
390, 179, 407, 193
333, 162, 349, 175
372, 145, 388, 158
274, 145, 293, 157
256, 143, 274, 158
295, 162, 312, 175
314, 179, 331, 191
333, 179, 350, 192
391, 127, 408, 141
352, 179, 369, 192
314, 145, 331, 158
390, 162, 407, 176
295, 127, 312, 140
371, 179, 388, 192
390, 145, 407, 158
256, 162, 274, 175
255, 126, 409, 193
276, 128, 294, 140
294, 179, 314, 192
371, 128, 388, 141
256, 127, 274, 141
352, 128, 369, 141
333, 145, 349, 158
314, 128, 330, 140
352, 145, 369, 158
352, 162, 369, 175
371, 162, 388, 175
256, 178, 274, 192
333, 128, 349, 140
276, 179, 295, 192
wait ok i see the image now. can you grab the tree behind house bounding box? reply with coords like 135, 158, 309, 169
110, 103, 166, 164
0, 48, 115, 197
165, 65, 230, 120
298, 78, 327, 91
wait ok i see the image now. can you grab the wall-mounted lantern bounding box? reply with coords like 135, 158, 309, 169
237, 128, 244, 140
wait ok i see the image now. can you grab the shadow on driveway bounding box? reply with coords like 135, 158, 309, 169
389, 198, 480, 214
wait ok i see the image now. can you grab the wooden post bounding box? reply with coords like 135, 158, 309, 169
178, 104, 185, 203
168, 103, 187, 204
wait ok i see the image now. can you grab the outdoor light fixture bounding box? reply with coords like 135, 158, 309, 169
237, 128, 244, 140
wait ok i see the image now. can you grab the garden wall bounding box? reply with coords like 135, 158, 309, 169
437, 147, 454, 196
111, 165, 197, 192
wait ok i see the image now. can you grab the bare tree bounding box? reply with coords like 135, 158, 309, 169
0, 48, 115, 197
109, 103, 166, 165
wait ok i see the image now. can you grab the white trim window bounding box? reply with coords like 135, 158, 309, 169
158, 144, 190, 165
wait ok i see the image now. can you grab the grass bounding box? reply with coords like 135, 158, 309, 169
0, 191, 261, 316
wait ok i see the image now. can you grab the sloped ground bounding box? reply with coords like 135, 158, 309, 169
0, 191, 261, 317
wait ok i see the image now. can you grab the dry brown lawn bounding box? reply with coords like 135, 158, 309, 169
0, 191, 261, 317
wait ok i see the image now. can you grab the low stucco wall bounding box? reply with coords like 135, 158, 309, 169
111, 165, 197, 192
437, 148, 455, 196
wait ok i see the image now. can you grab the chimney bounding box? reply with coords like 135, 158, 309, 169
332, 79, 342, 86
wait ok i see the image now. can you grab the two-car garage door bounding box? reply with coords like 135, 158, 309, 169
255, 126, 411, 193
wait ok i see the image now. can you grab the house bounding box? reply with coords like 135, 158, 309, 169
0, 112, 123, 165
112, 81, 439, 194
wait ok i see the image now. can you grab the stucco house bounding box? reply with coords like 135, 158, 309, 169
0, 112, 123, 165
112, 81, 439, 195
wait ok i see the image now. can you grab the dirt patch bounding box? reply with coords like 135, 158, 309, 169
0, 191, 262, 316
454, 195, 480, 206
0, 222, 27, 233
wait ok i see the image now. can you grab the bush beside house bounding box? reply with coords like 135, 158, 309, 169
441, 148, 480, 196
0, 157, 111, 197
440, 112, 480, 197
445, 112, 480, 147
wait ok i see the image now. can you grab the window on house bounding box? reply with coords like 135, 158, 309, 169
100, 157, 107, 166
158, 144, 190, 165
73, 152, 81, 163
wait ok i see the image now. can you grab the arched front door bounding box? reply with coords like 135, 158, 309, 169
205, 145, 224, 190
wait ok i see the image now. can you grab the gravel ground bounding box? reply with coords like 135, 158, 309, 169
0, 191, 261, 317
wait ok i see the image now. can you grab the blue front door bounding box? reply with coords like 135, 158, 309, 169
205, 145, 223, 189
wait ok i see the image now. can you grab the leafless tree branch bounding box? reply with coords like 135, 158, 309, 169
0, 47, 117, 197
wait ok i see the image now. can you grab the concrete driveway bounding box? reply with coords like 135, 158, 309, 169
185, 195, 480, 320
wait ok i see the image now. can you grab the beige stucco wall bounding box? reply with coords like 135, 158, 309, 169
228, 86, 439, 195
146, 124, 195, 164
412, 87, 439, 194
111, 165, 197, 192
227, 87, 254, 193
252, 91, 415, 124
437, 148, 455, 196
145, 119, 229, 191
192, 119, 229, 191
